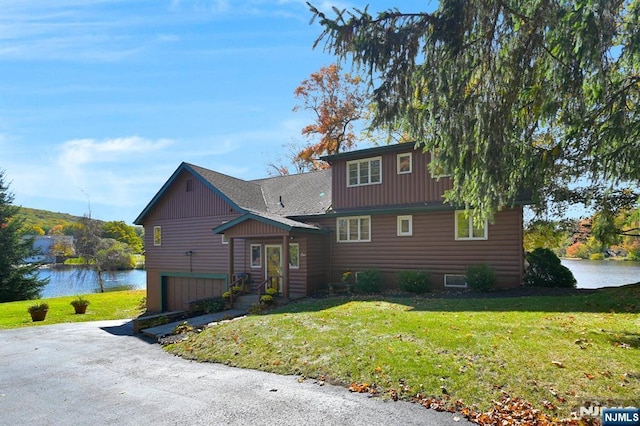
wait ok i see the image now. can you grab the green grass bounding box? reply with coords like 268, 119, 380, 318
166, 286, 640, 419
0, 290, 145, 329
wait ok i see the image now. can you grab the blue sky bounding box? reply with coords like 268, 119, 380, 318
1, 0, 425, 224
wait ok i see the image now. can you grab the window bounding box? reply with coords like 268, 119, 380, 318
186, 179, 193, 192
337, 216, 371, 242
251, 244, 261, 268
153, 226, 162, 246
289, 243, 299, 269
445, 274, 467, 288
430, 149, 451, 178
455, 210, 488, 240
347, 157, 382, 187
221, 221, 228, 244
397, 153, 412, 174
397, 215, 413, 236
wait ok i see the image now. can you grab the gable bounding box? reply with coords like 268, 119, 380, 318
135, 167, 241, 224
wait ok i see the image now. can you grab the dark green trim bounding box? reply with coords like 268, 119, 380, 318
212, 212, 330, 235
320, 143, 417, 163
159, 272, 229, 311
160, 271, 228, 280
292, 204, 457, 219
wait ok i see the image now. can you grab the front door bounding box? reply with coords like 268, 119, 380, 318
265, 244, 282, 293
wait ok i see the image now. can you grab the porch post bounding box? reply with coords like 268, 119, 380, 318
227, 237, 234, 289
282, 235, 289, 298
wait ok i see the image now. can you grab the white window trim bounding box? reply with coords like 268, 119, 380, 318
397, 215, 413, 236
153, 226, 162, 246
397, 152, 412, 174
289, 243, 299, 269
444, 274, 467, 288
337, 216, 371, 243
454, 211, 488, 240
430, 150, 451, 178
250, 244, 261, 268
346, 156, 382, 187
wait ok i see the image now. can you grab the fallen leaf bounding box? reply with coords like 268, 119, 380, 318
551, 360, 565, 368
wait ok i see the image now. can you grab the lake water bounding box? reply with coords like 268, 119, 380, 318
38, 268, 146, 298
561, 259, 640, 289
35, 260, 639, 297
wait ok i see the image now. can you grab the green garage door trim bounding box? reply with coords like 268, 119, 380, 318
160, 272, 228, 312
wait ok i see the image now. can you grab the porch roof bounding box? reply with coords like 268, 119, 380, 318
212, 210, 330, 235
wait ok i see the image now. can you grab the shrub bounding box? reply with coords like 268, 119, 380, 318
265, 287, 278, 297
260, 294, 274, 305
194, 297, 226, 313
524, 248, 576, 288
589, 252, 605, 260
354, 269, 383, 293
466, 263, 496, 292
397, 270, 430, 293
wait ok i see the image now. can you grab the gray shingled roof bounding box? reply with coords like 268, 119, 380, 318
252, 169, 332, 216
187, 163, 267, 212
188, 164, 331, 218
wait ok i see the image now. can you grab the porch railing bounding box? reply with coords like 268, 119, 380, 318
256, 276, 281, 296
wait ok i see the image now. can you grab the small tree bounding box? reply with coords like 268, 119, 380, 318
524, 248, 576, 288
0, 170, 48, 302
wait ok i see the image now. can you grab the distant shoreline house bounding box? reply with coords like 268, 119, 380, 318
23, 235, 74, 264
135, 143, 527, 313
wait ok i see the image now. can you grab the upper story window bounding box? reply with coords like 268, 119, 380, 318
455, 210, 488, 240
397, 153, 412, 174
430, 149, 451, 178
186, 179, 193, 192
347, 157, 382, 187
337, 216, 371, 242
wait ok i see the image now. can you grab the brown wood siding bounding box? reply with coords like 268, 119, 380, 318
331, 149, 452, 210
143, 215, 244, 273
145, 170, 238, 221
304, 235, 330, 293
165, 276, 225, 311
225, 220, 287, 238
316, 207, 524, 289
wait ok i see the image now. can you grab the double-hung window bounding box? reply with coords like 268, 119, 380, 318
337, 216, 371, 242
455, 210, 488, 240
347, 157, 381, 187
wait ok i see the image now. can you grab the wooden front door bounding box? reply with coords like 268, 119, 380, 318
265, 244, 283, 293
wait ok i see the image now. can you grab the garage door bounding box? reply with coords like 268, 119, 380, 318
165, 276, 225, 312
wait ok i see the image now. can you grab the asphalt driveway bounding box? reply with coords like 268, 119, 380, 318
0, 320, 469, 425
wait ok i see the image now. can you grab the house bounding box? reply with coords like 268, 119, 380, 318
134, 143, 526, 313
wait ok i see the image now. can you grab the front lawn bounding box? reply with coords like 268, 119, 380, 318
165, 285, 640, 421
0, 290, 146, 329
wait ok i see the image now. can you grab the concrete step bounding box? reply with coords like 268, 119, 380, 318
233, 294, 260, 310
140, 309, 248, 340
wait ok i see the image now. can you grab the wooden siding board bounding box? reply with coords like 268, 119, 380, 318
145, 170, 238, 222
316, 208, 524, 288
331, 149, 453, 210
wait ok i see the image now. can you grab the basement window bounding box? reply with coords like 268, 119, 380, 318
444, 274, 467, 288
